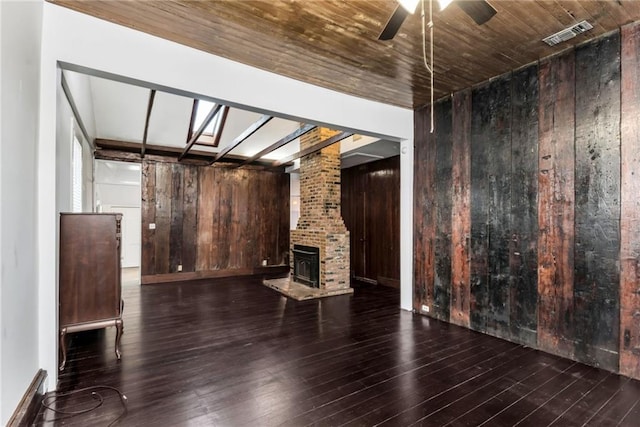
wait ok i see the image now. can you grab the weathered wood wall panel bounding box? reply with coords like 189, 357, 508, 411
216, 168, 232, 268
470, 76, 513, 339
469, 82, 492, 334
450, 89, 471, 328
537, 52, 576, 359
141, 162, 156, 276
620, 21, 640, 379
509, 65, 539, 347
341, 156, 400, 288
196, 166, 215, 271
574, 33, 621, 372
433, 100, 453, 320
488, 76, 512, 340
154, 163, 172, 275
414, 28, 640, 379
181, 165, 198, 272
413, 106, 434, 311
141, 160, 290, 281
169, 163, 184, 273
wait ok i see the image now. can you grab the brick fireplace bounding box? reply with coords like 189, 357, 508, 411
290, 127, 351, 292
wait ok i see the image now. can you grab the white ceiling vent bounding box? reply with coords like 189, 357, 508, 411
543, 20, 593, 47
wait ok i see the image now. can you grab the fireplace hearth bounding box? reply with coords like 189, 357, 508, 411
292, 244, 319, 288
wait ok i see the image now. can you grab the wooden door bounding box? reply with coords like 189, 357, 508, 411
341, 156, 400, 287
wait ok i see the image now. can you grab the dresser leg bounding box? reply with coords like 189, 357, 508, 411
59, 328, 67, 371
115, 319, 123, 360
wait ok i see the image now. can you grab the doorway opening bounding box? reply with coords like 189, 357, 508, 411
94, 159, 142, 286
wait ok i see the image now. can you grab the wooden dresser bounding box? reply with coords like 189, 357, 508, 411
59, 213, 124, 371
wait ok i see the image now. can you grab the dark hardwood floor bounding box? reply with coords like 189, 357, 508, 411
35, 277, 640, 426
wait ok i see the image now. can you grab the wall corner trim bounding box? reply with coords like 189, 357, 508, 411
6, 369, 47, 427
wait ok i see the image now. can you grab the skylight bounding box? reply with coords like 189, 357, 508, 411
193, 100, 218, 135
188, 100, 229, 149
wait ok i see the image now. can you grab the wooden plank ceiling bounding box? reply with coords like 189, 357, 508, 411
49, 0, 640, 109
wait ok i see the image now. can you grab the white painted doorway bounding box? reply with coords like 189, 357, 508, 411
94, 160, 142, 281
102, 205, 141, 268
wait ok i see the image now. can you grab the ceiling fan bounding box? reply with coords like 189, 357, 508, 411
378, 0, 497, 40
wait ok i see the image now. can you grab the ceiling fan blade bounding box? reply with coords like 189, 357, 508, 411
456, 0, 497, 25
378, 4, 409, 40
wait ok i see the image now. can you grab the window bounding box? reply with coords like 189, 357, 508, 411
72, 135, 83, 212
188, 100, 229, 147
193, 100, 218, 136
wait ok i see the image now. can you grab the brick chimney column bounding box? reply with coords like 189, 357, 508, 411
290, 127, 350, 290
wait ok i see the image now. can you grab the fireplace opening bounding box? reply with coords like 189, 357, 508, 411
292, 244, 320, 288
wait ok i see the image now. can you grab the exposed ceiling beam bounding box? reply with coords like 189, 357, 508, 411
95, 138, 279, 168
186, 99, 198, 144
237, 123, 317, 168
98, 138, 210, 157
179, 103, 223, 161
272, 131, 353, 167
60, 72, 95, 151
210, 114, 273, 165
141, 89, 156, 158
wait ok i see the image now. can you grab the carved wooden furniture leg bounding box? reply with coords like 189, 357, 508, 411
120, 299, 125, 335
59, 328, 68, 371
115, 318, 123, 360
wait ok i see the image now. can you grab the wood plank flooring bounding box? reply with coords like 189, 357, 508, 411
35, 277, 640, 426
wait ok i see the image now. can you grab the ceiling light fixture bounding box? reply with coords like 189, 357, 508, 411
398, 0, 452, 14
438, 0, 453, 11
398, 0, 420, 13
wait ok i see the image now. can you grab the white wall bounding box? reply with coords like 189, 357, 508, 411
56, 72, 72, 213
38, 2, 414, 386
94, 159, 141, 209
0, 0, 43, 423
1, 2, 4, 415
63, 70, 97, 142
94, 160, 141, 268
400, 141, 414, 310
57, 72, 94, 214
66, 71, 97, 212
96, 183, 141, 208
82, 133, 93, 212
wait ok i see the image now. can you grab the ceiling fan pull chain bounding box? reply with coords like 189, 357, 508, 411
430, 0, 434, 133
421, 0, 435, 133
421, 0, 432, 74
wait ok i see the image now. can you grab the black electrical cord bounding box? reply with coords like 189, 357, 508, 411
41, 385, 127, 426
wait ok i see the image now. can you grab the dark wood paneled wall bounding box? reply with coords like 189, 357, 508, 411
510, 65, 539, 346
414, 106, 435, 309
538, 50, 575, 358
574, 32, 621, 371
620, 22, 640, 380
341, 156, 400, 287
414, 24, 640, 379
141, 160, 290, 282
434, 100, 453, 321
450, 89, 471, 328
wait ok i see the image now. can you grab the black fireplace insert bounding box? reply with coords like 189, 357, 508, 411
292, 244, 319, 288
